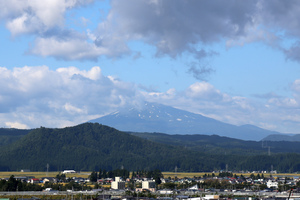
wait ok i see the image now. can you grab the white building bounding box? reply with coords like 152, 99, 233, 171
62, 170, 76, 174
142, 180, 156, 192
159, 189, 173, 194
188, 184, 198, 190
111, 177, 125, 190
204, 195, 220, 200
267, 180, 278, 188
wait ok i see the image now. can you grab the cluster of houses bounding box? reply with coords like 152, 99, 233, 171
1, 169, 300, 193
93, 174, 300, 193
1, 176, 88, 184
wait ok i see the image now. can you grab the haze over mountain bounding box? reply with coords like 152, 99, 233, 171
89, 102, 280, 141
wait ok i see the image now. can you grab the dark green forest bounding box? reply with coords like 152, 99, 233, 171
0, 128, 30, 146
0, 123, 300, 172
130, 132, 300, 155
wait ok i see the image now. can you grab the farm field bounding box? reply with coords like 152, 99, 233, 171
0, 171, 90, 179
163, 172, 300, 179
0, 171, 298, 179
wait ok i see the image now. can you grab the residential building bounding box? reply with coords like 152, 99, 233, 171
141, 180, 156, 192
62, 170, 76, 174
111, 177, 125, 190
267, 180, 278, 189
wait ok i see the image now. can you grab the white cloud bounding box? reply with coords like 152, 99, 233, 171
141, 80, 300, 133
4, 0, 300, 68
0, 66, 140, 128
64, 103, 87, 114
1, 65, 300, 133
186, 82, 224, 101
0, 0, 94, 36
5, 122, 29, 129
2, 1, 300, 133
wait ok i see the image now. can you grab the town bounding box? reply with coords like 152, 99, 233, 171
1, 169, 300, 200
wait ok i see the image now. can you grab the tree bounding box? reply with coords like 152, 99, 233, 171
98, 169, 103, 179
131, 171, 136, 179
256, 174, 261, 179
56, 173, 66, 182
7, 175, 18, 191
163, 182, 176, 189
89, 171, 98, 182
259, 184, 267, 190
155, 176, 161, 185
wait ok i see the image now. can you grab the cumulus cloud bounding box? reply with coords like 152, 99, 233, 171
95, 0, 259, 78
0, 0, 257, 78
3, 0, 300, 76
0, 0, 94, 35
0, 0, 126, 61
102, 0, 257, 54
141, 80, 300, 133
0, 66, 141, 128
1, 65, 300, 133
3, 1, 300, 133
5, 122, 29, 129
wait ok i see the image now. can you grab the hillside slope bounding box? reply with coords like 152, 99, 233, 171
0, 123, 219, 171
130, 132, 300, 155
1, 123, 300, 172
0, 128, 30, 146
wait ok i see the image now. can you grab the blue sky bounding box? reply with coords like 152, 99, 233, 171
1, 0, 300, 134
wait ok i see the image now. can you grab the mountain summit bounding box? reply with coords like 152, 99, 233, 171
89, 102, 278, 141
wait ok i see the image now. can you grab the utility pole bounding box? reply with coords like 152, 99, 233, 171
46, 163, 49, 177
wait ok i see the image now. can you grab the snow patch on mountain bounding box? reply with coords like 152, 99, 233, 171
89, 102, 280, 141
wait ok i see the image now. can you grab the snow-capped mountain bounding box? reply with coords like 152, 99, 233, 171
89, 102, 280, 141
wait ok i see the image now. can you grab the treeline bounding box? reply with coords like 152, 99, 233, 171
89, 168, 130, 182
131, 169, 163, 179
0, 175, 42, 191
0, 175, 92, 192
199, 172, 265, 180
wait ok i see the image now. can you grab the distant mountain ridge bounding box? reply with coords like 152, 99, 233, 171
89, 102, 280, 141
262, 134, 300, 142
130, 131, 300, 155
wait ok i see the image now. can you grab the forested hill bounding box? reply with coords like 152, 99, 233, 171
129, 132, 300, 155
0, 128, 30, 146
262, 134, 300, 142
1, 123, 300, 172
0, 123, 213, 171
